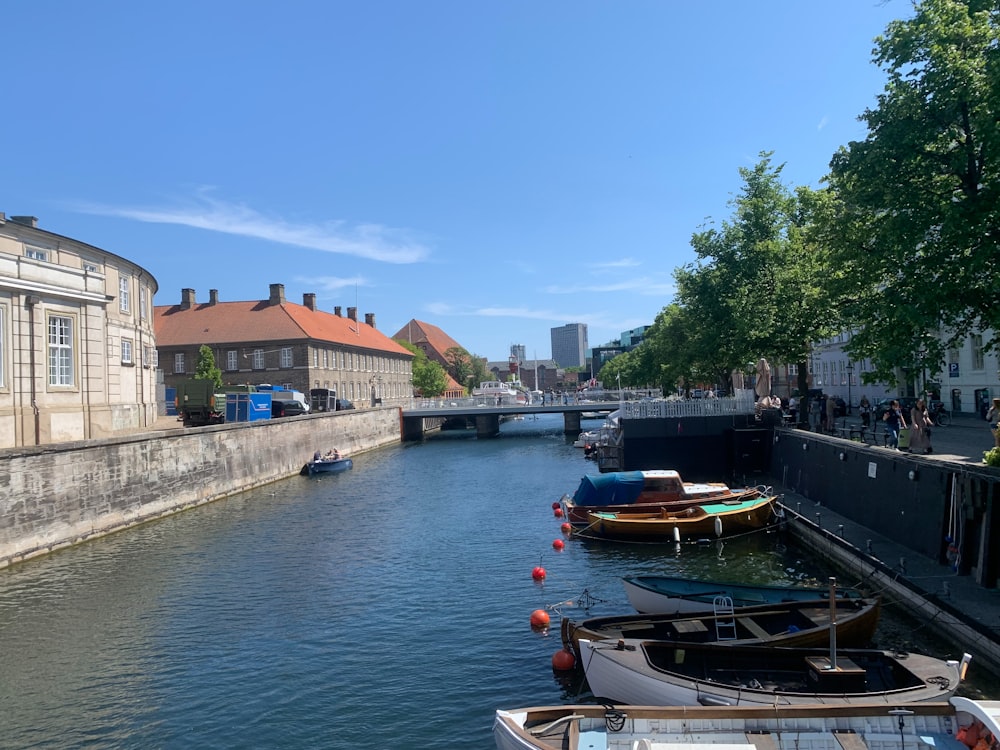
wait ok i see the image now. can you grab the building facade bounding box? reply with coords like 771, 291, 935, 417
550, 323, 588, 368
155, 285, 413, 406
390, 319, 467, 398
0, 214, 159, 447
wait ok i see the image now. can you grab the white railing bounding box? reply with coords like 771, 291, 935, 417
622, 395, 756, 420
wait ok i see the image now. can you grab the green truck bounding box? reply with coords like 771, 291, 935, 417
174, 380, 257, 427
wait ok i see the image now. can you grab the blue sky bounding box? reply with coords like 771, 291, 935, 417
3, 1, 908, 363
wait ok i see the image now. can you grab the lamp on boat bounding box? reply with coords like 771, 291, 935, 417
908, 469, 918, 481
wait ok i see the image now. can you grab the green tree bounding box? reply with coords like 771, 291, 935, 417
195, 345, 222, 388
396, 339, 449, 397
674, 154, 836, 397
825, 0, 1000, 383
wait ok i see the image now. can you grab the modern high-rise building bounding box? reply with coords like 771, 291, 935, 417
550, 323, 588, 368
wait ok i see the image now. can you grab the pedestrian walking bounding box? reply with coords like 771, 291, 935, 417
882, 399, 908, 450
859, 396, 871, 428
808, 396, 822, 432
825, 395, 837, 433
910, 398, 933, 454
988, 398, 1000, 448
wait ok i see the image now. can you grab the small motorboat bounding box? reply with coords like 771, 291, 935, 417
583, 494, 777, 540
301, 454, 353, 476
622, 573, 866, 614
577, 637, 971, 707
560, 470, 764, 528
560, 594, 881, 661
493, 696, 999, 750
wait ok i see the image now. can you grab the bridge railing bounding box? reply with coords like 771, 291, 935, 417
622, 395, 756, 419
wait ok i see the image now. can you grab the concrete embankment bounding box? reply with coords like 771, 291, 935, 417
0, 408, 402, 568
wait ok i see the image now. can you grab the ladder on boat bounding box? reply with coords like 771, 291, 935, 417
713, 595, 738, 641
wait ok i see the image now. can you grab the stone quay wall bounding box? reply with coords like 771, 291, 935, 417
0, 408, 402, 568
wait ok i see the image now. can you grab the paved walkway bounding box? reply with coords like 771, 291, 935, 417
775, 411, 1000, 673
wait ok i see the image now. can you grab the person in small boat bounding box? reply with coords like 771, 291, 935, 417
313, 450, 322, 461
325, 448, 341, 460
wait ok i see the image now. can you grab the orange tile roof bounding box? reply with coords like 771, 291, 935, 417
155, 300, 412, 356
392, 319, 467, 359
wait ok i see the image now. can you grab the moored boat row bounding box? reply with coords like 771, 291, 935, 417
493, 465, 982, 749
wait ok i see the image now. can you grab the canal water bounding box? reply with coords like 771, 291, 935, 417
0, 414, 992, 749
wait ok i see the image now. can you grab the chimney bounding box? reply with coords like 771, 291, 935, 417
347, 307, 357, 322
181, 288, 196, 310
303, 293, 317, 311
10, 215, 38, 228
209, 289, 219, 306
334, 306, 342, 317
364, 312, 376, 329
269, 283, 285, 306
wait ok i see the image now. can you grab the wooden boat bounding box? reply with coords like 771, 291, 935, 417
301, 456, 353, 475
560, 595, 881, 661
577, 637, 971, 707
561, 470, 765, 527
493, 695, 999, 750
584, 494, 777, 540
623, 574, 865, 615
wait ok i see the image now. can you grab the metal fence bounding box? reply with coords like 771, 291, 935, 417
622, 395, 756, 419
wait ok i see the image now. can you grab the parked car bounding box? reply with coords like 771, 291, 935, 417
874, 396, 919, 422
336, 399, 355, 411
272, 399, 308, 418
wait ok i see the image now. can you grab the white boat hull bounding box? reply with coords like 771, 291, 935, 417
578, 638, 966, 707
493, 697, 1000, 750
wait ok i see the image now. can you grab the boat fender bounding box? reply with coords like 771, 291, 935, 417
714, 516, 723, 537
697, 694, 732, 707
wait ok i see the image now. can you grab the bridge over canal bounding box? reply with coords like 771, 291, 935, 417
400, 401, 617, 440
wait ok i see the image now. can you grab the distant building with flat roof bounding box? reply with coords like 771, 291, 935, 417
551, 323, 588, 368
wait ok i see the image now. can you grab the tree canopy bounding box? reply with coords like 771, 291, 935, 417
396, 340, 449, 396
195, 345, 223, 388
825, 0, 1000, 382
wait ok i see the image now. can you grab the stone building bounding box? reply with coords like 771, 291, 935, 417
154, 284, 413, 406
0, 213, 159, 447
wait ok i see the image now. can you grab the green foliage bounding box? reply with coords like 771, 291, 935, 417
825, 0, 1000, 380
984, 447, 1000, 467
444, 347, 474, 389
669, 154, 836, 391
396, 339, 449, 396
194, 345, 222, 388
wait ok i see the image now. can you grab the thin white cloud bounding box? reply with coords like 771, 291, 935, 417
817, 115, 829, 131
297, 275, 368, 293
588, 257, 641, 269
542, 278, 675, 296
74, 192, 429, 263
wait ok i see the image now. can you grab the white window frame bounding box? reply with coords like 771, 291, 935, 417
227, 350, 238, 371
25, 245, 49, 262
119, 274, 130, 313
174, 352, 185, 374
121, 338, 133, 365
139, 287, 147, 321
48, 315, 74, 386
143, 345, 153, 368
281, 347, 293, 368
252, 349, 264, 369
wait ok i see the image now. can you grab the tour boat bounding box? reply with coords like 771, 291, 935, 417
583, 494, 778, 540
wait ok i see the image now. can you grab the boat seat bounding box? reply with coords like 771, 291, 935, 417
736, 616, 770, 640
834, 731, 869, 750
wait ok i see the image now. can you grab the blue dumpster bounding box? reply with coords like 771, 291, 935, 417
226, 392, 272, 422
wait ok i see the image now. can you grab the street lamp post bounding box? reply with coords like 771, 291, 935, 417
846, 362, 854, 415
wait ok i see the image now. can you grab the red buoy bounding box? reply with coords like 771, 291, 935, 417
551, 501, 561, 509
553, 507, 564, 518
531, 566, 547, 581
552, 538, 565, 551
551, 648, 576, 671
530, 609, 551, 629
560, 522, 572, 535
